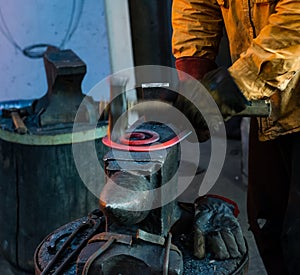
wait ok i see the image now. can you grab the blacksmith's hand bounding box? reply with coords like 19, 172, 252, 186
201, 67, 249, 119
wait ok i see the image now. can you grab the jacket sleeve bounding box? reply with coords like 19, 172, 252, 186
172, 0, 223, 80
229, 0, 300, 100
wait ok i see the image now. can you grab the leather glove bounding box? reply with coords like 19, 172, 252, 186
201, 67, 249, 118
194, 195, 247, 260
173, 57, 219, 143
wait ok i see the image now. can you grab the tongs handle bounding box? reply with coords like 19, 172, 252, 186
235, 100, 270, 117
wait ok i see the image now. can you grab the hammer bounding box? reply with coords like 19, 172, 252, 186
2, 108, 29, 134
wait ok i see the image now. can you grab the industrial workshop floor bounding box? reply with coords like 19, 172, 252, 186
0, 138, 267, 275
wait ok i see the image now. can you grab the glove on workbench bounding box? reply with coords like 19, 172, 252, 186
194, 195, 247, 260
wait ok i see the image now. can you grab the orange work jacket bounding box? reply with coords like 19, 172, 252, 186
172, 0, 300, 141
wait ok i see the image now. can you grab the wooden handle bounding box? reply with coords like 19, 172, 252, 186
11, 112, 28, 134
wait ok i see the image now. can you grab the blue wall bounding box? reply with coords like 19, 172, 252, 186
0, 0, 111, 101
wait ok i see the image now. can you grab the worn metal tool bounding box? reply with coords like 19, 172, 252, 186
34, 47, 97, 126
137, 82, 271, 117
235, 99, 270, 117
108, 76, 128, 142
35, 210, 105, 275
2, 107, 29, 134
